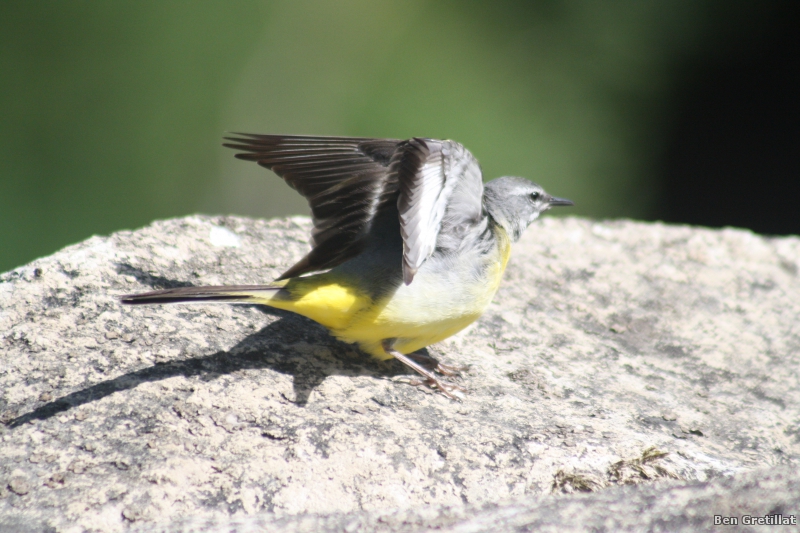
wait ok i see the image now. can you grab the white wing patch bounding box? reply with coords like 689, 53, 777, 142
396, 139, 484, 284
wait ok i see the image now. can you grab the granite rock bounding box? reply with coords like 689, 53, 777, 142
1, 215, 799, 532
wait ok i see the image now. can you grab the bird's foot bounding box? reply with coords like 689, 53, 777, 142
405, 351, 468, 377
407, 377, 466, 400
381, 341, 466, 400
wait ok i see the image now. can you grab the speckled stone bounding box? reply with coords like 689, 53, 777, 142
1, 215, 799, 532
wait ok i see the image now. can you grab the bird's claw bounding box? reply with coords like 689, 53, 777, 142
407, 377, 466, 400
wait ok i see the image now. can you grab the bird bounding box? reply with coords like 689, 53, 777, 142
121, 134, 573, 398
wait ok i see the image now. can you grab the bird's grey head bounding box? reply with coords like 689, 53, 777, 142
483, 176, 573, 241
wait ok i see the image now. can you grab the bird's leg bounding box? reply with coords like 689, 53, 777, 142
381, 340, 464, 400
404, 351, 467, 377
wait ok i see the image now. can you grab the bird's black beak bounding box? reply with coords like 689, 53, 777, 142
548, 196, 574, 207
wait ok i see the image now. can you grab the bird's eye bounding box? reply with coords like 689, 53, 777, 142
530, 192, 540, 201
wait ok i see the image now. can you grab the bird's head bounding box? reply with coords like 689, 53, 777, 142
483, 176, 573, 241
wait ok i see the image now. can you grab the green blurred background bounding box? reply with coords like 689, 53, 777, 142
2, 1, 797, 272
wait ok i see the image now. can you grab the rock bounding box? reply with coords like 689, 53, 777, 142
8, 477, 31, 496
125, 466, 800, 533
0, 214, 799, 532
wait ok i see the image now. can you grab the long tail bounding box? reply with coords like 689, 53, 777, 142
121, 275, 369, 333
120, 285, 284, 305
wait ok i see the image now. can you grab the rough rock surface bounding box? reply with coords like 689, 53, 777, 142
1, 214, 799, 532
126, 466, 800, 533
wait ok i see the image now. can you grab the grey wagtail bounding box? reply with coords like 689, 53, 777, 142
121, 134, 573, 398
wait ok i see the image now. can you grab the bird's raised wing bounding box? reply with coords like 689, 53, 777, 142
394, 138, 485, 284
224, 135, 485, 285
224, 134, 402, 279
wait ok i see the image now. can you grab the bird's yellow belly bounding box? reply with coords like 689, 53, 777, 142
270, 226, 512, 360
336, 230, 512, 359
337, 301, 486, 360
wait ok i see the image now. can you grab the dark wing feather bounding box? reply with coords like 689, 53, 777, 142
223, 134, 402, 279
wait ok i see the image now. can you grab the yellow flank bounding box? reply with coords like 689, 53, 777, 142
259, 225, 513, 361
262, 274, 371, 331
493, 225, 513, 284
